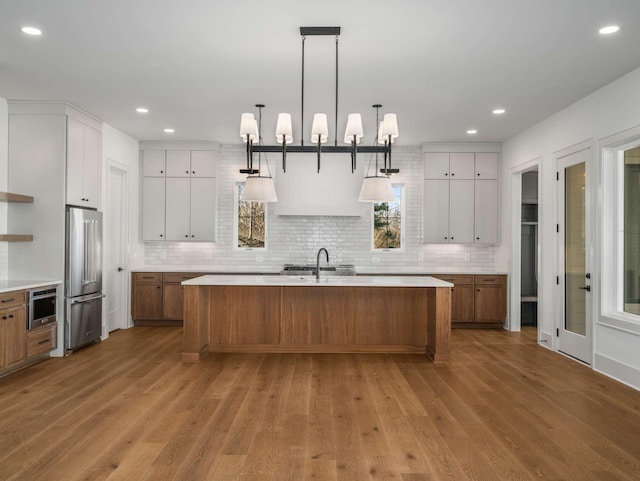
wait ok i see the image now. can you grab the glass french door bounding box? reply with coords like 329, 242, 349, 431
557, 148, 592, 364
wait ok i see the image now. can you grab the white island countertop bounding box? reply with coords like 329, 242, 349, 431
183, 274, 453, 288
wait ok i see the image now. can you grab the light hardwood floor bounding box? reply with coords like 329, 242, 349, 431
1, 327, 639, 481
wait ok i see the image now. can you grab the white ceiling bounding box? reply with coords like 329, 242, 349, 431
2, 0, 640, 145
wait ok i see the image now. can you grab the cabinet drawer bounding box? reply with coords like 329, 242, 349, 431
474, 275, 505, 285
27, 324, 57, 359
134, 273, 162, 283
162, 273, 201, 283
0, 290, 25, 309
433, 275, 474, 285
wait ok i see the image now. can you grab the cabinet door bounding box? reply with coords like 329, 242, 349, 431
424, 153, 450, 179
190, 178, 216, 241
449, 180, 474, 243
449, 153, 475, 179
66, 117, 85, 207
133, 283, 163, 319
82, 125, 101, 208
165, 151, 191, 177
142, 177, 166, 241
2, 306, 26, 369
475, 285, 507, 322
190, 151, 216, 177
474, 179, 498, 244
452, 285, 475, 322
143, 150, 166, 177
165, 177, 191, 241
162, 283, 184, 320
423, 180, 450, 243
475, 153, 498, 179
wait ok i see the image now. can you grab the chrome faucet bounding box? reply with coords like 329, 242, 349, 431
316, 248, 329, 280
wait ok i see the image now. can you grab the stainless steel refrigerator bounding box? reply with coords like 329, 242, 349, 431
65, 207, 104, 352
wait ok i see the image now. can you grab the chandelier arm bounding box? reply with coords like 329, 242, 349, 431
335, 35, 339, 147
301, 35, 306, 147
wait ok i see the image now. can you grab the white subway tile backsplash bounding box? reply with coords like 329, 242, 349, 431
143, 145, 497, 272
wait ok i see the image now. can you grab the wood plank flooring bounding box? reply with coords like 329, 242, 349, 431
1, 327, 639, 481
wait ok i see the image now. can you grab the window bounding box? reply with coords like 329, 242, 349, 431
237, 184, 266, 248
373, 185, 403, 249
623, 147, 640, 315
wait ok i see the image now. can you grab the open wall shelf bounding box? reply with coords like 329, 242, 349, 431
0, 192, 34, 203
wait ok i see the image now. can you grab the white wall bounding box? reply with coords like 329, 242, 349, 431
139, 145, 499, 274
0, 98, 8, 279
501, 65, 640, 390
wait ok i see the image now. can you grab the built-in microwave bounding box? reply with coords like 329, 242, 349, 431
28, 286, 57, 330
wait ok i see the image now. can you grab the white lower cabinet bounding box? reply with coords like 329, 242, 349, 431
474, 180, 498, 244
423, 178, 498, 244
449, 180, 475, 243
142, 178, 166, 241
152, 177, 216, 242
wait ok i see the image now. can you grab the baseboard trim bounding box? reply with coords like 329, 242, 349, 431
593, 353, 640, 391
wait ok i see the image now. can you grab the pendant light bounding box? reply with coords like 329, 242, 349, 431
240, 104, 277, 203
359, 105, 395, 203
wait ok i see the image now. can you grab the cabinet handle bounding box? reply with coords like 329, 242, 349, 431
8, 314, 14, 318
191, 235, 195, 238
451, 236, 454, 240
142, 276, 154, 279
1, 298, 15, 303
477, 173, 481, 176
156, 286, 161, 289
186, 170, 189, 173
451, 173, 455, 177
477, 288, 481, 292
2, 316, 6, 320
476, 237, 480, 240
185, 235, 188, 238
444, 237, 448, 240
160, 234, 163, 238
445, 173, 448, 176
38, 339, 49, 345
192, 171, 195, 174
160, 170, 164, 174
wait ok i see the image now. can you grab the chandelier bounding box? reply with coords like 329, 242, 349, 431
239, 27, 400, 203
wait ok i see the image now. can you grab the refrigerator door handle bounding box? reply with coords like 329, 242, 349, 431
82, 220, 98, 285
71, 293, 105, 304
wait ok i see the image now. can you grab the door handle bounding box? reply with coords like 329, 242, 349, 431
579, 285, 591, 292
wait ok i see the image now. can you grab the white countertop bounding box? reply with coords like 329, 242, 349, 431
183, 274, 453, 288
0, 279, 62, 294
133, 266, 507, 275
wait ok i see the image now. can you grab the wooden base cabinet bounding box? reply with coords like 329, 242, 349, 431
132, 272, 201, 326
433, 274, 506, 327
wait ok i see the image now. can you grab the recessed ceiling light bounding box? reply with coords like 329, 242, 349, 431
492, 108, 506, 115
21, 26, 42, 36
466, 129, 478, 135
136, 107, 149, 113
599, 25, 620, 35
164, 128, 175, 133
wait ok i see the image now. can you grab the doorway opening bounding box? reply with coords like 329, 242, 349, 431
521, 170, 539, 327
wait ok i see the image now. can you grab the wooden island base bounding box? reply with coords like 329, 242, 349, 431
182, 281, 451, 362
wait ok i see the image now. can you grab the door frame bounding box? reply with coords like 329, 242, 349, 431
554, 140, 595, 364
105, 158, 131, 334
509, 157, 542, 335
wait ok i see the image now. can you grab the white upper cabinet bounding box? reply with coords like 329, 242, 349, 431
190, 151, 216, 177
165, 151, 191, 177
449, 153, 475, 179
141, 147, 217, 242
143, 151, 166, 177
423, 150, 500, 244
424, 153, 450, 179
475, 152, 498, 179
66, 117, 101, 209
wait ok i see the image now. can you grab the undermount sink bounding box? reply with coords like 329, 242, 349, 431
280, 264, 355, 276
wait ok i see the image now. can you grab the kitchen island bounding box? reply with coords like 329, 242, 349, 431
181, 275, 453, 362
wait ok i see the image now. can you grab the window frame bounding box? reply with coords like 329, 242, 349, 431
234, 182, 268, 250
371, 183, 405, 251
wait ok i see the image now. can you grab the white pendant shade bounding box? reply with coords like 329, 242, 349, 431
275, 113, 294, 144
381, 113, 399, 139
241, 176, 278, 203
343, 113, 363, 144
358, 176, 395, 203
311, 113, 329, 144
240, 113, 259, 143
